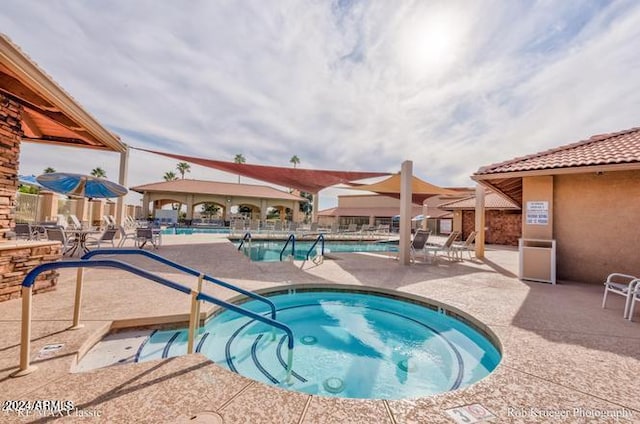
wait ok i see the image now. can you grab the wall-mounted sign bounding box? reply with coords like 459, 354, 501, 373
526, 201, 548, 225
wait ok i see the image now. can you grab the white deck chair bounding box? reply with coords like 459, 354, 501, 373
56, 214, 68, 229
424, 231, 460, 262
452, 231, 477, 260
602, 273, 639, 318
118, 225, 137, 247
85, 228, 118, 250
68, 214, 82, 229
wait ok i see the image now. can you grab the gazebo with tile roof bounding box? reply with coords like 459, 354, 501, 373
130, 179, 305, 223
472, 126, 640, 284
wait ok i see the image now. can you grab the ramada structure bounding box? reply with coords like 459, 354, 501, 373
0, 34, 128, 300
130, 179, 305, 222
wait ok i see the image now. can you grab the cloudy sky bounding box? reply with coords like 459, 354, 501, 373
2, 0, 640, 209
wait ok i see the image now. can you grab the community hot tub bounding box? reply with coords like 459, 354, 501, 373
131, 287, 501, 400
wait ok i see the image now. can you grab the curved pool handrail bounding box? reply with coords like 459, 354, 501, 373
81, 249, 277, 320
197, 292, 294, 350
22, 259, 192, 294
237, 232, 252, 251
280, 233, 296, 261
306, 233, 325, 260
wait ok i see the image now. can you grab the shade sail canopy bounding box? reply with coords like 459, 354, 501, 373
346, 174, 458, 204
136, 148, 390, 193
37, 173, 128, 198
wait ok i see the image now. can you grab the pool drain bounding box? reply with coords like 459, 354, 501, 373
397, 359, 417, 373
300, 335, 317, 345
323, 377, 345, 393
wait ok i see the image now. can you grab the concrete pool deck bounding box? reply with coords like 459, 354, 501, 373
0, 234, 638, 423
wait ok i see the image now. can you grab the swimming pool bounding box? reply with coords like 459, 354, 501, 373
236, 240, 398, 261
136, 289, 501, 399
160, 227, 230, 235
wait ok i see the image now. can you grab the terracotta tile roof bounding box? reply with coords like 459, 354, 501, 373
317, 206, 426, 218
130, 179, 304, 201
476, 126, 640, 175
438, 192, 520, 210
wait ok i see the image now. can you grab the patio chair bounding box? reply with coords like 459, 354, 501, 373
409, 229, 431, 263
14, 223, 35, 240
452, 231, 478, 260
118, 225, 137, 247
85, 228, 118, 250
424, 231, 460, 262
135, 227, 160, 249
602, 273, 639, 318
56, 214, 68, 229
68, 214, 83, 229
46, 226, 75, 255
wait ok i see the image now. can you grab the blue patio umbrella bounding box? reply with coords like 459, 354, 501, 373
18, 175, 45, 188
36, 173, 128, 199
411, 214, 427, 221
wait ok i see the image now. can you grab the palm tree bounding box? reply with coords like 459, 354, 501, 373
163, 171, 178, 181
90, 167, 107, 178
43, 167, 56, 174
289, 155, 300, 168
234, 153, 246, 183
176, 162, 191, 179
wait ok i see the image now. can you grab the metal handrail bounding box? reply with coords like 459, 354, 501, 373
81, 249, 277, 320
237, 232, 252, 250
306, 233, 325, 260
16, 259, 294, 382
279, 233, 296, 261
22, 259, 191, 294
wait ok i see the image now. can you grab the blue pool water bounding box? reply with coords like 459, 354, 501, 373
160, 227, 230, 235
137, 290, 501, 399
236, 240, 398, 261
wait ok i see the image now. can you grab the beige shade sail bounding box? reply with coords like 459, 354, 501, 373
346, 173, 458, 204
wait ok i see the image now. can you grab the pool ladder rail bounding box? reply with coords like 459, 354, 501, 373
280, 233, 296, 261
305, 234, 325, 265
13, 250, 295, 383
237, 231, 252, 251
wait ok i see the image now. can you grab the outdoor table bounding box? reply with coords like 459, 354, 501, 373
64, 228, 100, 256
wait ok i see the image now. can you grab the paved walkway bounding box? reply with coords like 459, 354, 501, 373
0, 235, 638, 423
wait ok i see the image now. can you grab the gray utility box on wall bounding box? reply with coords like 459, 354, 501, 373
519, 239, 556, 284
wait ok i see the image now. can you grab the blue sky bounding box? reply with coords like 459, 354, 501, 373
2, 0, 640, 209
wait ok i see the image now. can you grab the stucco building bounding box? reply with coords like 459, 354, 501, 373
473, 126, 640, 284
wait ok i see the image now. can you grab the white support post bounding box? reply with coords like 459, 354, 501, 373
399, 161, 413, 265
474, 184, 486, 259
11, 287, 37, 377
187, 290, 198, 354
70, 268, 85, 330
194, 274, 204, 333
115, 146, 129, 228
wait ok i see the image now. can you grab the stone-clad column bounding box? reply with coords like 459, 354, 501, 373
0, 94, 23, 241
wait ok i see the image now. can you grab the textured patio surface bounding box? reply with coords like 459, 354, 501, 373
0, 234, 638, 423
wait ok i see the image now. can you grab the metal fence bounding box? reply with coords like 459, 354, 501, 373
15, 192, 40, 223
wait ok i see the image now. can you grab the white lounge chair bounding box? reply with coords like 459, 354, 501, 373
602, 273, 639, 319
85, 228, 118, 250
452, 231, 477, 260
424, 231, 460, 262
68, 214, 83, 230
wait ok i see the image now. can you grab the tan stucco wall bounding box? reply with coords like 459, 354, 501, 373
554, 170, 640, 284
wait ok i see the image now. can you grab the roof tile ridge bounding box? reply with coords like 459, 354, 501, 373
476, 126, 640, 174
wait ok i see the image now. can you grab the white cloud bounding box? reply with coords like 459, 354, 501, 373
2, 0, 640, 210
